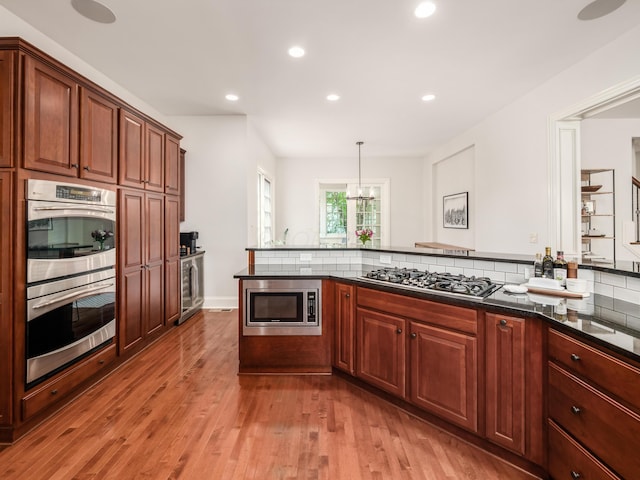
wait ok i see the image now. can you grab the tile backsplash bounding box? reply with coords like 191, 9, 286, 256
253, 249, 639, 302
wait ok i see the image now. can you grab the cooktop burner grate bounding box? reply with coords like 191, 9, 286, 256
362, 267, 502, 300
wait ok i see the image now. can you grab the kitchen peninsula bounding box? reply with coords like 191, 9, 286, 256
236, 245, 640, 479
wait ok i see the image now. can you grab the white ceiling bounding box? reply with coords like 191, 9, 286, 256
1, 0, 640, 158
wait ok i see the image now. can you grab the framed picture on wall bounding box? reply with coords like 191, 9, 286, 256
443, 192, 468, 229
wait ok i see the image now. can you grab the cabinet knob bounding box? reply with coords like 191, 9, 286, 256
410, 332, 417, 339
50, 389, 58, 395
345, 293, 350, 298
571, 471, 581, 479
71, 163, 79, 169
396, 328, 402, 334
98, 359, 105, 365
570, 353, 581, 362
83, 166, 90, 171
499, 319, 507, 326
571, 405, 581, 415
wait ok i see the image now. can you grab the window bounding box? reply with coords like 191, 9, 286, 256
318, 181, 389, 247
258, 171, 272, 246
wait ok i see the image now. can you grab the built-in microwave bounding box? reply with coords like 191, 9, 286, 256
243, 279, 322, 336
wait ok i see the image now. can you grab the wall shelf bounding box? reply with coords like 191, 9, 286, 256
581, 169, 615, 263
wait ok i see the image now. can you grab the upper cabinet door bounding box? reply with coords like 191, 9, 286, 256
119, 108, 145, 188
24, 56, 78, 176
79, 87, 118, 184
164, 134, 180, 195
0, 51, 15, 168
145, 123, 165, 193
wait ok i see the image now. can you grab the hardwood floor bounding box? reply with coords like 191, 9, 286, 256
0, 310, 538, 479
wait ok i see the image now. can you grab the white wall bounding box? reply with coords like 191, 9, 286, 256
276, 156, 424, 247
433, 146, 475, 249
425, 23, 640, 256
165, 116, 252, 309
247, 120, 277, 246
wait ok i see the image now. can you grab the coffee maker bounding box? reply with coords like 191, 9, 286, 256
180, 231, 198, 256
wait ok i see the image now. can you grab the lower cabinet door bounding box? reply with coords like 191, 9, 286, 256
356, 307, 406, 398
485, 313, 526, 454
409, 321, 478, 433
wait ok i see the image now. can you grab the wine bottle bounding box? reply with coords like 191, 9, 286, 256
533, 253, 543, 277
553, 251, 568, 286
542, 247, 554, 279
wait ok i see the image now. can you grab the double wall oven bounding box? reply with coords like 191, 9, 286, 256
25, 179, 117, 387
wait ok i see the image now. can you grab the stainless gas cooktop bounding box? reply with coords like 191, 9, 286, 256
361, 267, 502, 301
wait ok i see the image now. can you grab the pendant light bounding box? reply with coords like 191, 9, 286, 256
346, 141, 374, 201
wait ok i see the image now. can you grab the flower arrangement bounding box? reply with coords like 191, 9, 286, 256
356, 228, 374, 246
91, 229, 113, 249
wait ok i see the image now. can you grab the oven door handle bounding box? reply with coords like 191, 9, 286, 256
33, 205, 115, 214
31, 282, 114, 310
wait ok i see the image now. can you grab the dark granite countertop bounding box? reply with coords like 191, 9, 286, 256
235, 263, 640, 362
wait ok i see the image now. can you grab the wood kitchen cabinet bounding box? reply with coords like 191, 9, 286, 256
356, 307, 406, 398
0, 37, 183, 444
547, 328, 640, 480
165, 134, 180, 195
0, 172, 13, 427
486, 313, 544, 463
118, 189, 165, 353
119, 110, 165, 193
145, 123, 165, 193
333, 282, 355, 374
485, 313, 526, 454
119, 109, 145, 189
179, 148, 186, 221
164, 195, 181, 325
410, 320, 478, 433
79, 86, 118, 183
23, 55, 79, 176
0, 50, 15, 167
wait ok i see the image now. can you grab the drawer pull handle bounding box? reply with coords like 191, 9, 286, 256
570, 353, 581, 362
410, 333, 417, 339
571, 471, 581, 479
499, 319, 507, 326
51, 389, 58, 395
98, 359, 105, 365
571, 405, 581, 415
396, 328, 402, 334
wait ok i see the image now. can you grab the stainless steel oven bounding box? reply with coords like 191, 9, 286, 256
243, 279, 321, 336
26, 268, 116, 386
26, 179, 116, 283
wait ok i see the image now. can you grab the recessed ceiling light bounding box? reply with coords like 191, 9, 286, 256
225, 94, 239, 102
70, 0, 116, 24
288, 46, 305, 58
421, 94, 436, 102
326, 94, 340, 102
577, 0, 626, 20
414, 1, 437, 19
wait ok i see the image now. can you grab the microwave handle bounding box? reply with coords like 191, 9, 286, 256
31, 282, 114, 310
33, 205, 115, 214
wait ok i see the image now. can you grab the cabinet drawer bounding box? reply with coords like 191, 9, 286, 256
548, 362, 640, 480
548, 419, 620, 480
548, 329, 640, 411
357, 287, 477, 334
22, 344, 116, 420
